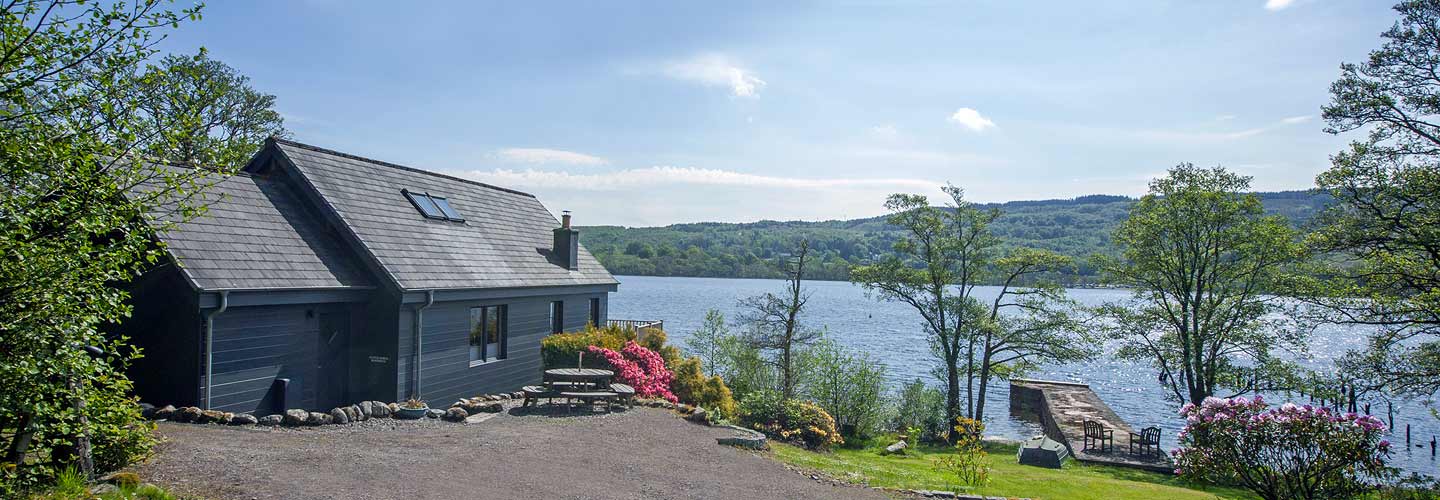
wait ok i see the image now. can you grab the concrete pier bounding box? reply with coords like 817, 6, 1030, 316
1009, 378, 1173, 473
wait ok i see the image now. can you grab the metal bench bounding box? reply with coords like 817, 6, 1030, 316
560, 391, 619, 413
609, 383, 635, 407
1128, 426, 1161, 457
1083, 420, 1113, 453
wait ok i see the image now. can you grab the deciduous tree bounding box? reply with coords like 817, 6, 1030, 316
1100, 165, 1303, 406
1298, 0, 1440, 398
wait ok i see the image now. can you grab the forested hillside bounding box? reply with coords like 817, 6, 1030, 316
580, 190, 1332, 284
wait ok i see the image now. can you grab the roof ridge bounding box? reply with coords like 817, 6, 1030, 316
271, 138, 536, 198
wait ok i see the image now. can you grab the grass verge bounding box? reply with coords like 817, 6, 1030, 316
769, 439, 1257, 500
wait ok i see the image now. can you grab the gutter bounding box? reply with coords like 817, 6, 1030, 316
202, 290, 229, 409
411, 290, 435, 399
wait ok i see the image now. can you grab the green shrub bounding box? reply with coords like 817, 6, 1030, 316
738, 391, 843, 450
671, 357, 737, 419
540, 325, 633, 369
800, 339, 888, 439
715, 336, 776, 400
891, 378, 947, 441
637, 328, 682, 367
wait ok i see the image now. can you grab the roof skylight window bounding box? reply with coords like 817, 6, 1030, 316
402, 189, 464, 222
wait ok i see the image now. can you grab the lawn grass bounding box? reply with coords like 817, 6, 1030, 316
769, 439, 1258, 500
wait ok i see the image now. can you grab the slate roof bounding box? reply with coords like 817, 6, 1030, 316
150, 169, 373, 291
270, 139, 618, 291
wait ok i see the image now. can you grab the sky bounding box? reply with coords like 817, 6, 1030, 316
157, 0, 1396, 227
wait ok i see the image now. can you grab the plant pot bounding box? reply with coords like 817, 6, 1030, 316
394, 406, 428, 420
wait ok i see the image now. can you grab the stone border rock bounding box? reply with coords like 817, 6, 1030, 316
715, 424, 768, 450
140, 391, 527, 429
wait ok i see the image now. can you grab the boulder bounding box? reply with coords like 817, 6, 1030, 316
442, 407, 468, 422
350, 404, 366, 421
139, 403, 157, 420
153, 405, 177, 421
283, 409, 309, 426
90, 483, 118, 496
386, 402, 400, 414
329, 408, 350, 425
197, 409, 225, 424
881, 440, 908, 456
257, 415, 283, 426
676, 404, 695, 414
341, 406, 357, 422
369, 401, 391, 418
686, 407, 710, 425
511, 391, 525, 399
426, 409, 444, 419
480, 402, 503, 413
305, 411, 328, 426
178, 406, 203, 423
496, 393, 511, 400
230, 413, 258, 426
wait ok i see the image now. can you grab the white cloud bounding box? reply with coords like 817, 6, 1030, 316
948, 108, 997, 132
1280, 115, 1312, 125
1216, 114, 1237, 121
1264, 0, 1297, 11
458, 166, 937, 192
493, 148, 607, 166
663, 54, 766, 97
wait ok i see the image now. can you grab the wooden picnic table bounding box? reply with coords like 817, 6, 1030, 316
543, 368, 614, 388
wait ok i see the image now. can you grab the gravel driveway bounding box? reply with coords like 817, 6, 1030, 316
130, 406, 895, 500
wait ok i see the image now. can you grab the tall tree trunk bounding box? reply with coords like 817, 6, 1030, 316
965, 335, 975, 418
975, 348, 993, 422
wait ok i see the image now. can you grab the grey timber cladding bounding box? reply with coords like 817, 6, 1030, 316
395, 293, 608, 405
151, 170, 372, 291
273, 140, 618, 290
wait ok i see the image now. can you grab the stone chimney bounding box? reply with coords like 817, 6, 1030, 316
553, 210, 579, 271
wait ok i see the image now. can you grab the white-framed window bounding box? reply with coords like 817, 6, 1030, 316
469, 305, 507, 365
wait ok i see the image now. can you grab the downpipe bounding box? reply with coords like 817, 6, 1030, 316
412, 290, 435, 399
202, 290, 229, 409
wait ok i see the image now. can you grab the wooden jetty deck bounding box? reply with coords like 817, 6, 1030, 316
1009, 378, 1173, 473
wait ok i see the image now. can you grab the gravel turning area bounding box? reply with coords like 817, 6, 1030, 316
131, 406, 895, 500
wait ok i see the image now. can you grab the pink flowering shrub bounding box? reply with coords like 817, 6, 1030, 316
1173, 396, 1393, 500
587, 341, 677, 403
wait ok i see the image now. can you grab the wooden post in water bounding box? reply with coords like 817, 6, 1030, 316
1407, 424, 1412, 445
1431, 436, 1435, 457
1389, 402, 1395, 429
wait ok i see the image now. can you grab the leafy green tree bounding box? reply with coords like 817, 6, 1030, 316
799, 338, 888, 438
851, 186, 998, 425
1299, 0, 1440, 398
134, 49, 287, 169
740, 240, 823, 399
1099, 165, 1303, 406
0, 1, 274, 491
686, 309, 729, 376
971, 248, 1096, 421
891, 378, 947, 441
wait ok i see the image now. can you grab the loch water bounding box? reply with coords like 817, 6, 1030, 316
608, 274, 1439, 477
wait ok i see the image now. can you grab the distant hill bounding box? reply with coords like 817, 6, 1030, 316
579, 190, 1332, 285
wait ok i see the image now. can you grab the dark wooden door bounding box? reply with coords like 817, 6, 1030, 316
316, 310, 350, 409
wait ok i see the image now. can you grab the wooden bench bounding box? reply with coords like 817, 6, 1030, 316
560, 391, 619, 413
1083, 420, 1113, 453
609, 383, 635, 407
1128, 426, 1161, 457
521, 385, 555, 408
